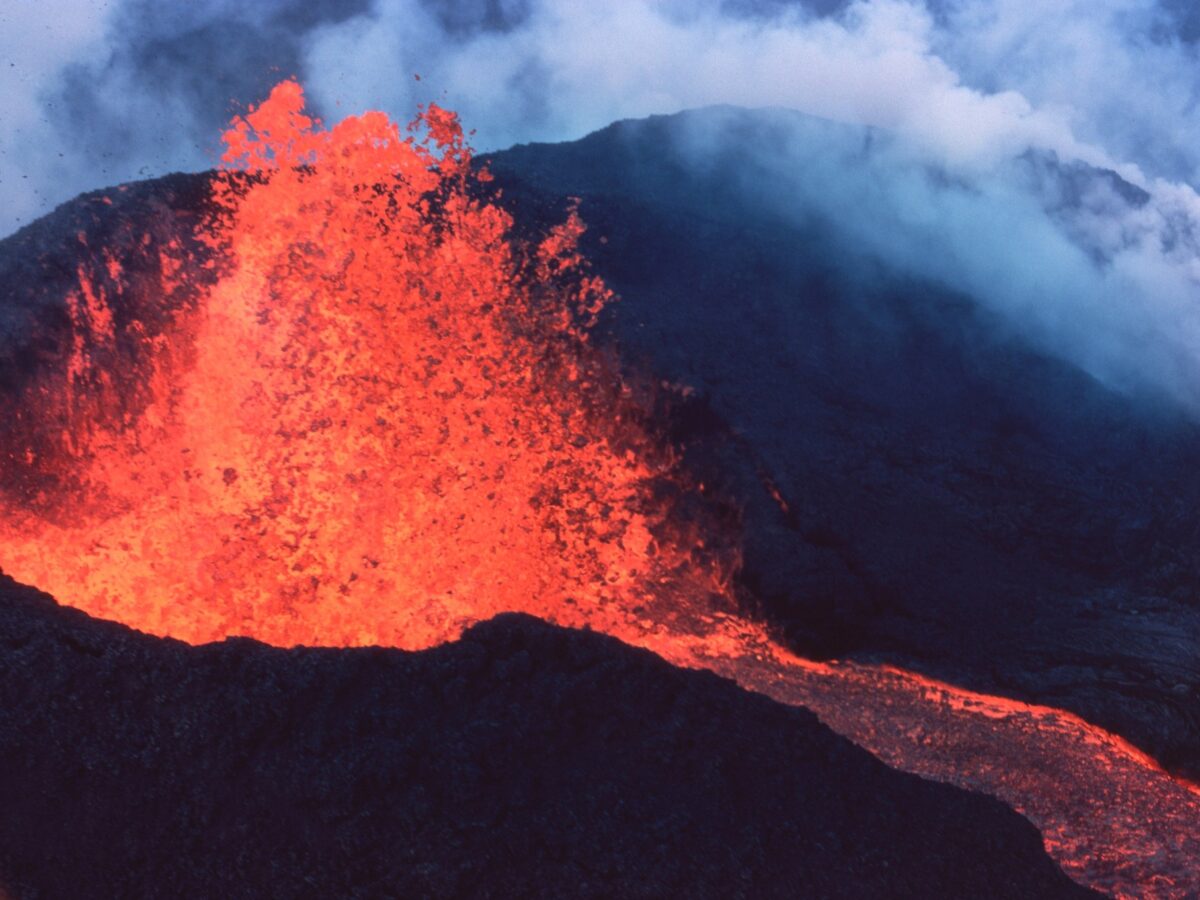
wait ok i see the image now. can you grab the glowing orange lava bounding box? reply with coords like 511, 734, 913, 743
1, 81, 1197, 898
0, 80, 733, 649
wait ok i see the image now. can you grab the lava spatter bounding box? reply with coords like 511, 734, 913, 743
0, 80, 734, 649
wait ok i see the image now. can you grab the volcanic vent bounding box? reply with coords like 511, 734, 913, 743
0, 80, 735, 651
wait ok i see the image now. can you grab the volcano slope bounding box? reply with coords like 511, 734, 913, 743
0, 575, 1092, 899
0, 103, 1192, 894
2, 113, 1195, 782
483, 108, 1200, 781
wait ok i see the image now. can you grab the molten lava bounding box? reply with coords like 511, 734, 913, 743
0, 80, 732, 649
1, 81, 1198, 898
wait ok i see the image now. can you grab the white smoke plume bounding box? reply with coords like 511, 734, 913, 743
3, 0, 1200, 405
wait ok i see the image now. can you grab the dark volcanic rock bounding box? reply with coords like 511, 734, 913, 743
483, 109, 1200, 779
0, 173, 213, 390
0, 173, 216, 501
0, 575, 1091, 899
0, 107, 1196, 784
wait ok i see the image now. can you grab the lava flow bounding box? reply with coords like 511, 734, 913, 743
0, 82, 1197, 898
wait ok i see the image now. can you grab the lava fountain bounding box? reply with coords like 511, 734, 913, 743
0, 80, 734, 650
0, 82, 1197, 898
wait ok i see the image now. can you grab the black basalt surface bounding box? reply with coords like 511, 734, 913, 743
483, 109, 1200, 779
0, 575, 1092, 899
0, 172, 213, 391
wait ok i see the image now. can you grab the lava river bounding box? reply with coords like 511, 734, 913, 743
0, 81, 1196, 898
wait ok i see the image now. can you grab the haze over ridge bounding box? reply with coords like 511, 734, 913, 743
5, 0, 1200, 405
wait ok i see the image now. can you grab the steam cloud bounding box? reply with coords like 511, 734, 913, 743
4, 0, 1200, 406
